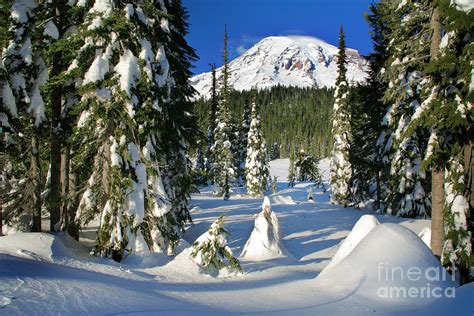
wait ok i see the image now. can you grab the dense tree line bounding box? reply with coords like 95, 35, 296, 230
194, 85, 334, 159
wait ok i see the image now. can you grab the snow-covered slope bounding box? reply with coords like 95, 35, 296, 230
191, 35, 368, 98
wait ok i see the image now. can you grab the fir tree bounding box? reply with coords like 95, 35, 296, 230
407, 1, 473, 281
236, 101, 251, 186
210, 25, 235, 199
296, 149, 321, 184
329, 26, 352, 207
190, 215, 242, 273
160, 0, 198, 232
245, 92, 269, 197
2, 0, 47, 232
73, 0, 192, 260
357, 0, 392, 211
205, 63, 218, 181
194, 141, 207, 185
287, 152, 296, 187
376, 0, 432, 218
271, 176, 278, 194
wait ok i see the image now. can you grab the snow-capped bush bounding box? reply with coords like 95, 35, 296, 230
240, 197, 287, 261
190, 216, 242, 273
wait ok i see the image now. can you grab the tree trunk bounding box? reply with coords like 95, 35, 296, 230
60, 148, 69, 230
49, 2, 65, 232
464, 139, 473, 213
429, 7, 444, 258
67, 167, 80, 240
431, 168, 444, 257
31, 136, 42, 232
49, 70, 62, 232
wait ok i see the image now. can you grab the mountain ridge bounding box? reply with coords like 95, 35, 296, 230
190, 35, 369, 99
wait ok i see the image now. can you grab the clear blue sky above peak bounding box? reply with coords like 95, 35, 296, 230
183, 0, 374, 75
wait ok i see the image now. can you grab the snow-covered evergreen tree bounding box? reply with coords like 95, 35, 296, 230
407, 0, 473, 282
194, 141, 207, 185
240, 197, 287, 260
245, 93, 269, 197
376, 0, 432, 218
205, 64, 218, 181
72, 0, 193, 260
329, 26, 352, 207
296, 149, 321, 185
354, 0, 391, 211
287, 151, 296, 187
1, 0, 47, 232
190, 215, 242, 273
160, 0, 198, 232
236, 101, 251, 186
210, 26, 235, 199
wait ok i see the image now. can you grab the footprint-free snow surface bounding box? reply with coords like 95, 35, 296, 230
0, 159, 472, 315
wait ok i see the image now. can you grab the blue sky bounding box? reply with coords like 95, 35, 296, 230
183, 0, 374, 75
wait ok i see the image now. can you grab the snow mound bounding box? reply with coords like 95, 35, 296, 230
240, 197, 288, 261
269, 193, 296, 205
419, 282, 474, 315
0, 233, 69, 262
317, 223, 457, 302
418, 227, 431, 248
323, 215, 380, 270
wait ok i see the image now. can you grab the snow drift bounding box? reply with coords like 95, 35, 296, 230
0, 233, 70, 262
418, 227, 431, 248
323, 214, 380, 271
317, 223, 457, 302
240, 197, 288, 260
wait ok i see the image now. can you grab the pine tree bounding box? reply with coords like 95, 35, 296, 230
205, 63, 218, 181
376, 0, 432, 218
360, 0, 392, 211
2, 0, 47, 232
190, 215, 242, 273
245, 92, 269, 197
407, 1, 473, 282
296, 149, 321, 184
287, 152, 296, 187
160, 0, 198, 232
329, 26, 352, 206
236, 101, 251, 186
194, 141, 206, 185
72, 1, 193, 260
210, 25, 235, 199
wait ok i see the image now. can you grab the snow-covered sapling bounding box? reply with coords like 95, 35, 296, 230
240, 197, 287, 261
190, 215, 242, 273
272, 176, 278, 194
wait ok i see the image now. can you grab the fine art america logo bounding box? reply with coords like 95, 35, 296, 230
377, 262, 456, 299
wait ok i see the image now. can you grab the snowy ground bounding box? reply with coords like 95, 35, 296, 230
0, 159, 472, 315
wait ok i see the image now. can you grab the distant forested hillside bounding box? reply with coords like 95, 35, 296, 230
193, 86, 334, 159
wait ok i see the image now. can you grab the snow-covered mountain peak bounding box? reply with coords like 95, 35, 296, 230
190, 35, 368, 99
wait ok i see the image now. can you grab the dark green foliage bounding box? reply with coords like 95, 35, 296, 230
296, 150, 321, 185
210, 26, 235, 199
190, 215, 242, 273
287, 152, 296, 187
194, 85, 334, 159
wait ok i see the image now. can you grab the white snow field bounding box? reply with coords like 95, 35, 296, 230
0, 159, 472, 315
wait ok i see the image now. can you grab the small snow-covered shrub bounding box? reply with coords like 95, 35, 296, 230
240, 197, 287, 261
190, 216, 242, 273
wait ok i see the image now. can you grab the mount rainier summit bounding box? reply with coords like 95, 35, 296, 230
190, 35, 369, 98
